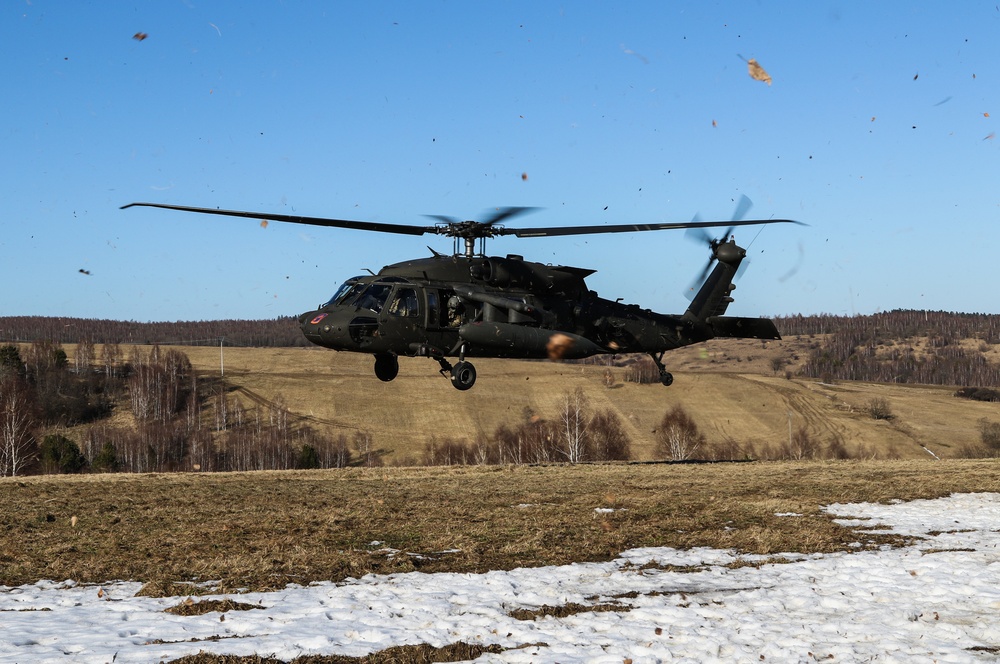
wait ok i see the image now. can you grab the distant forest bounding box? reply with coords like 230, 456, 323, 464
775, 310, 1000, 387
1, 310, 999, 388
0, 316, 306, 348
5, 310, 1000, 347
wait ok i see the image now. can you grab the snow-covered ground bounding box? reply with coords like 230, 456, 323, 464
4, 493, 1000, 663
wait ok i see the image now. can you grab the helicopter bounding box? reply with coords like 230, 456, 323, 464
121, 198, 800, 390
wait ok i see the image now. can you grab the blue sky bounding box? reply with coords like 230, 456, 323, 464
3, 2, 998, 322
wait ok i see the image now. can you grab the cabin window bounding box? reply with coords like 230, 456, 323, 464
426, 290, 439, 326
388, 288, 420, 317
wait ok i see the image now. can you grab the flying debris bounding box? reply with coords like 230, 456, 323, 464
746, 58, 772, 85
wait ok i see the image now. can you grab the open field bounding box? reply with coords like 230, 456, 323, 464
4, 460, 1000, 594
128, 337, 1000, 462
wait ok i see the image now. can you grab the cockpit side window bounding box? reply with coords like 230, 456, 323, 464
356, 284, 393, 313
388, 288, 420, 317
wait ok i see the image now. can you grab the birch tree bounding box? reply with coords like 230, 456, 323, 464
654, 405, 705, 461
559, 388, 590, 464
0, 376, 37, 476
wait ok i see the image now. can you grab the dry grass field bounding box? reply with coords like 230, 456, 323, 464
5, 460, 1000, 596
160, 337, 997, 463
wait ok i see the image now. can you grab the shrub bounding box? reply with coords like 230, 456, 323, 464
781, 426, 820, 460
868, 397, 893, 421
980, 419, 1000, 450
0, 345, 25, 379
703, 437, 755, 461
955, 387, 1000, 403
589, 410, 632, 461
91, 441, 120, 473
297, 444, 320, 470
38, 434, 86, 474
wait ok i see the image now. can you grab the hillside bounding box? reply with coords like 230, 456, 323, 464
121, 336, 997, 463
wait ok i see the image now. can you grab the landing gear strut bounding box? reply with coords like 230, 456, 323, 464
650, 352, 674, 387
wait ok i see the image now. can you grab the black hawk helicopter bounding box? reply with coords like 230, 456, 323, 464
122, 198, 799, 390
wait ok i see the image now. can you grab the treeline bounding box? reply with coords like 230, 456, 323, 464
0, 340, 374, 476
789, 312, 1000, 386
774, 310, 1000, 341
800, 335, 1000, 386
6, 310, 1000, 349
0, 316, 306, 347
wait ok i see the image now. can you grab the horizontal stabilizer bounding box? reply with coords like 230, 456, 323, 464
707, 316, 781, 340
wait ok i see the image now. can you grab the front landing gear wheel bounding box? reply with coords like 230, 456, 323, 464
374, 353, 399, 382
450, 361, 477, 391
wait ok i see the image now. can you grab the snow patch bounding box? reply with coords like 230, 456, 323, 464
4, 493, 1000, 662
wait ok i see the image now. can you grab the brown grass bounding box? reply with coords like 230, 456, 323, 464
168, 642, 505, 663
4, 460, 1000, 595
56, 338, 1000, 463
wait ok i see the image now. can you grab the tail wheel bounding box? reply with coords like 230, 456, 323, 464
374, 353, 399, 382
450, 361, 477, 390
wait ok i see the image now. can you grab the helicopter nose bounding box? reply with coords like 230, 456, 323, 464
299, 309, 348, 346
299, 308, 369, 350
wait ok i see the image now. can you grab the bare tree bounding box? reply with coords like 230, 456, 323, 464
0, 376, 37, 476
781, 426, 819, 460
654, 405, 705, 461
74, 338, 95, 374
354, 430, 381, 467
100, 342, 123, 379
559, 388, 590, 464
589, 410, 632, 461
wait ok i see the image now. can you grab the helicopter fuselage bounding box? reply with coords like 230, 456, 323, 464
296, 251, 777, 389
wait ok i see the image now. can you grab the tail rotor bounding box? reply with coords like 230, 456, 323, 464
684, 195, 752, 298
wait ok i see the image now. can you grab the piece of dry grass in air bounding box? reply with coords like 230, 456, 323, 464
747, 58, 772, 85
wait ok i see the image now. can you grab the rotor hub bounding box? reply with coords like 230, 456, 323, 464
715, 241, 746, 264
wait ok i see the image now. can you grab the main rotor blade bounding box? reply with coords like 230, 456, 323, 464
423, 214, 462, 225
481, 206, 540, 227
423, 207, 540, 229
120, 202, 435, 237
509, 217, 801, 238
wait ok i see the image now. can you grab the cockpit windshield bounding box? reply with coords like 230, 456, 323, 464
323, 277, 366, 308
